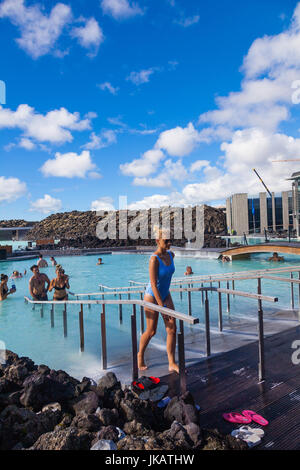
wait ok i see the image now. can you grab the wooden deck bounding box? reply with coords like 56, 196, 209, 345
163, 325, 300, 450
221, 242, 300, 260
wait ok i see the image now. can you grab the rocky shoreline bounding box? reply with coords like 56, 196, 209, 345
0, 350, 246, 451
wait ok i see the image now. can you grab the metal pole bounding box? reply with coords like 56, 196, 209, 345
291, 272, 295, 310
205, 291, 211, 357
88, 295, 91, 309
178, 320, 187, 394
201, 283, 204, 305
101, 305, 107, 370
63, 303, 67, 337
51, 304, 54, 328
227, 281, 230, 313
79, 304, 84, 352
119, 294, 123, 324
218, 282, 223, 332
188, 290, 192, 316
140, 292, 144, 334
257, 278, 265, 382
180, 284, 182, 301
298, 272, 300, 310
40, 304, 44, 319
131, 304, 138, 382
232, 280, 235, 298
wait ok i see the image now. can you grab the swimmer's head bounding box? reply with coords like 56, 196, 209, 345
0, 274, 8, 282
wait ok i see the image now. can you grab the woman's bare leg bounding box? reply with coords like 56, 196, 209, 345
162, 294, 179, 373
138, 295, 159, 370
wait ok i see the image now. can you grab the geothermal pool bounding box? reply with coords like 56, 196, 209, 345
0, 251, 298, 381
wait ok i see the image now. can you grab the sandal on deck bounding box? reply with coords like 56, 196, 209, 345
242, 410, 269, 426
223, 412, 252, 424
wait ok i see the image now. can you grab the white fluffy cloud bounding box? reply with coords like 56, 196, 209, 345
175, 15, 200, 28
30, 194, 62, 214
156, 123, 204, 157
71, 18, 104, 55
0, 105, 91, 145
101, 0, 143, 20
84, 130, 117, 150
120, 149, 164, 178
40, 150, 98, 178
126, 68, 156, 86
0, 176, 27, 203
98, 82, 119, 95
91, 197, 115, 211
0, 0, 103, 58
0, 0, 72, 59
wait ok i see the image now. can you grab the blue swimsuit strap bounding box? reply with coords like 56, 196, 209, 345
152, 251, 173, 264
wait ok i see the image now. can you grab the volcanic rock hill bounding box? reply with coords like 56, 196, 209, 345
0, 220, 36, 228
25, 206, 227, 249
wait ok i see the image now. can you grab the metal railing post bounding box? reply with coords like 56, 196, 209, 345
226, 281, 230, 313
180, 284, 182, 301
63, 303, 67, 337
201, 283, 204, 305
188, 290, 192, 316
79, 304, 84, 352
119, 294, 123, 324
40, 304, 44, 319
205, 291, 211, 357
101, 304, 107, 370
218, 282, 223, 332
257, 278, 265, 382
140, 292, 144, 334
291, 272, 295, 310
131, 304, 138, 381
51, 304, 54, 328
178, 320, 187, 394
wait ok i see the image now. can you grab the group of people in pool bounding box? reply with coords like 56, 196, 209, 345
0, 254, 69, 302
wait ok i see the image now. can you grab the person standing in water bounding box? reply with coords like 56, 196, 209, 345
138, 227, 178, 373
29, 266, 50, 301
50, 257, 57, 266
49, 267, 70, 301
0, 274, 16, 301
37, 254, 48, 268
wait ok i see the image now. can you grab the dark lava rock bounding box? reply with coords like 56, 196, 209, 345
0, 405, 61, 450
30, 427, 94, 450
20, 374, 76, 411
96, 408, 119, 426
201, 429, 248, 450
158, 421, 194, 450
123, 420, 156, 438
72, 412, 102, 432
70, 391, 100, 416
164, 391, 199, 426
95, 425, 119, 442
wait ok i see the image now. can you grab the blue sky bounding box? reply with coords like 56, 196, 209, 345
1, 0, 300, 220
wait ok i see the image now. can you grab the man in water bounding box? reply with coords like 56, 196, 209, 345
184, 266, 194, 275
97, 258, 104, 265
37, 254, 48, 268
268, 252, 284, 262
50, 256, 57, 266
29, 265, 50, 301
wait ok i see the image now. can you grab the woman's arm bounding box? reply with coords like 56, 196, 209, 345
149, 257, 164, 306
48, 279, 55, 292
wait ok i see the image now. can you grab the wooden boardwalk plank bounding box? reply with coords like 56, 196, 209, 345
162, 325, 300, 450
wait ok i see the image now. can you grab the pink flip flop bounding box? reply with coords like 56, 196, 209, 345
223, 412, 252, 424
242, 410, 269, 426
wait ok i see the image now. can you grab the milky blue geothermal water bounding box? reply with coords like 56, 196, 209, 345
0, 251, 299, 380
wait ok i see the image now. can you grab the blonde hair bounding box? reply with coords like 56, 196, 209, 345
153, 225, 170, 240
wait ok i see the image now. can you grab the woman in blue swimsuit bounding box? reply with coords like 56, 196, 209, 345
138, 227, 178, 373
